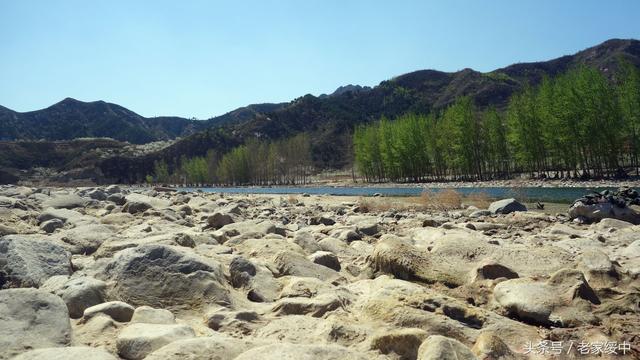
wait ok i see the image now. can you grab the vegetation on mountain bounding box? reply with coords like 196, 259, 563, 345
137, 38, 640, 175
148, 134, 313, 185
354, 60, 640, 182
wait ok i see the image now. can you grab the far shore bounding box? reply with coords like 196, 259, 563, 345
152, 178, 640, 189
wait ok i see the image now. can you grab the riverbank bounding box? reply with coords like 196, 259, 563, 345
1, 185, 638, 358
311, 177, 640, 189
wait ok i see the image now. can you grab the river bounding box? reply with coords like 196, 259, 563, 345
179, 186, 617, 203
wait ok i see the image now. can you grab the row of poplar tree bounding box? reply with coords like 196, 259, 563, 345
354, 61, 640, 182
148, 134, 312, 185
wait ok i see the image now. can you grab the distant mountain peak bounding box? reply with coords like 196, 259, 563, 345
319, 84, 372, 98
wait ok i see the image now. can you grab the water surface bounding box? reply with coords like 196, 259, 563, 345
180, 186, 616, 203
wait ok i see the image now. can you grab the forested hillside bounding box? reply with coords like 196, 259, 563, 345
97, 38, 639, 183
354, 61, 640, 182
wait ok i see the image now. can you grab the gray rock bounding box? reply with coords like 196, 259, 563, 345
569, 201, 640, 224
0, 288, 72, 359
217, 220, 278, 239
0, 195, 28, 210
493, 268, 599, 327
106, 185, 122, 194
471, 332, 520, 360
37, 208, 84, 224
488, 198, 527, 214
467, 259, 518, 283
576, 249, 621, 289
274, 250, 340, 281
57, 223, 114, 254
357, 221, 380, 236
310, 215, 335, 226
43, 276, 107, 318
144, 334, 262, 360
229, 256, 256, 288
107, 193, 126, 205
207, 212, 234, 229
370, 328, 428, 360
469, 210, 492, 218
271, 290, 351, 317
417, 335, 477, 360
83, 301, 135, 322
123, 201, 152, 214
87, 189, 108, 201
308, 250, 341, 271
12, 347, 117, 360
116, 323, 195, 360
100, 244, 229, 308
0, 235, 72, 288
292, 231, 322, 253
0, 223, 17, 235
204, 308, 261, 331
125, 193, 170, 208
40, 218, 64, 233
335, 229, 362, 242
131, 306, 175, 324
43, 194, 86, 209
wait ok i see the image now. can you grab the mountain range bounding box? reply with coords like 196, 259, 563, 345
1, 38, 639, 183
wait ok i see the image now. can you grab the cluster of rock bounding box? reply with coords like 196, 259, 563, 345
569, 187, 640, 224
0, 185, 638, 359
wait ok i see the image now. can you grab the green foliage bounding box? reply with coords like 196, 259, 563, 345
356, 61, 640, 181
180, 156, 208, 184
153, 160, 170, 183
162, 134, 313, 185
354, 99, 497, 182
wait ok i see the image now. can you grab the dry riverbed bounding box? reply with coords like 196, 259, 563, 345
0, 185, 639, 359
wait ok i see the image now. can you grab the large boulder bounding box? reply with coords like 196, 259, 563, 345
217, 220, 279, 239
308, 251, 341, 271
56, 224, 115, 254
568, 200, 640, 224
229, 256, 281, 302
0, 288, 72, 359
273, 250, 341, 281
145, 335, 263, 360
100, 244, 230, 308
40, 219, 64, 233
12, 347, 117, 360
131, 306, 175, 324
116, 323, 195, 360
37, 208, 86, 224
42, 194, 87, 209
292, 231, 322, 254
493, 268, 600, 327
207, 212, 235, 229
488, 198, 527, 214
0, 235, 72, 288
368, 235, 466, 286
369, 328, 428, 360
417, 335, 477, 360
41, 276, 107, 318
124, 193, 170, 209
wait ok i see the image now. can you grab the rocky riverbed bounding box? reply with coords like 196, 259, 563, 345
0, 185, 639, 359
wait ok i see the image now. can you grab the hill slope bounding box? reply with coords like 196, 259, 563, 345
108, 38, 639, 177
0, 99, 286, 144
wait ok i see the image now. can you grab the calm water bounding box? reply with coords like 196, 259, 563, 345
179, 186, 617, 203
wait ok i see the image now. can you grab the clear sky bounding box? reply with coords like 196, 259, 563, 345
1, 0, 639, 119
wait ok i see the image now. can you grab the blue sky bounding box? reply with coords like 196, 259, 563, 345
1, 1, 639, 119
